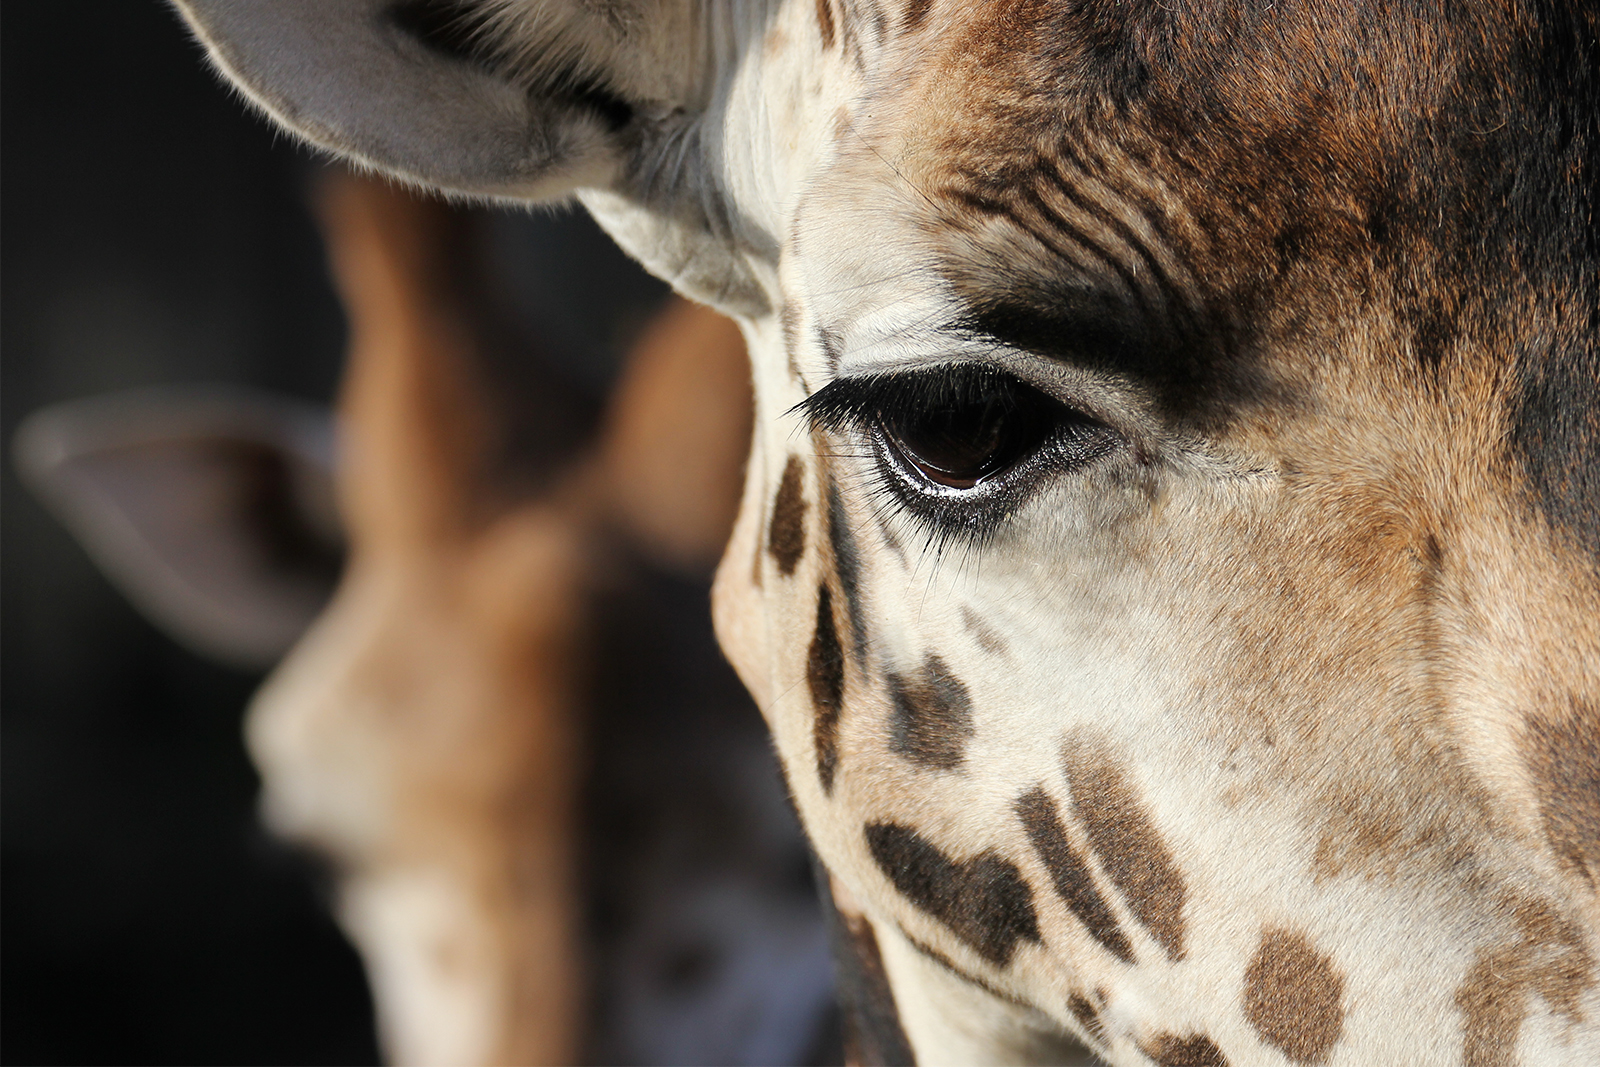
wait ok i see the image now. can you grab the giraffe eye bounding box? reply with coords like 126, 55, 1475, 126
798, 364, 1120, 538
877, 377, 1060, 490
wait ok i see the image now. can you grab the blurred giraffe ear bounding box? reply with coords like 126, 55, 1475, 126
171, 0, 696, 199
13, 387, 344, 670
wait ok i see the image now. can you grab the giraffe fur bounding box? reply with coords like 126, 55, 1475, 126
169, 1, 1600, 1063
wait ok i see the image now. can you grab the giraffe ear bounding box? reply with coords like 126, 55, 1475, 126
13, 387, 344, 670
171, 0, 694, 200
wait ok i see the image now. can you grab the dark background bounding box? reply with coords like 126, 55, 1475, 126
2, 3, 370, 1062
2, 4, 662, 1063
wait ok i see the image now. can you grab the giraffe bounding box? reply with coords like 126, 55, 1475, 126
168, 2, 1599, 1064
252, 173, 826, 1065
18, 170, 838, 1065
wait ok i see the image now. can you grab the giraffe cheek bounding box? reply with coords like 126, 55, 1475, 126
711, 469, 779, 712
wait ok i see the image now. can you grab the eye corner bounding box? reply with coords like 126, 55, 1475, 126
792, 370, 939, 439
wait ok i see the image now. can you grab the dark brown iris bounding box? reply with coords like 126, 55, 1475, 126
879, 381, 1059, 489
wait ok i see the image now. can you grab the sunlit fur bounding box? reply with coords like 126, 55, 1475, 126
172, 1, 1599, 1063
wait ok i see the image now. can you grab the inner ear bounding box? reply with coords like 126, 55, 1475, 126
387, 0, 500, 72
384, 1, 637, 132
172, 0, 652, 199
14, 387, 344, 669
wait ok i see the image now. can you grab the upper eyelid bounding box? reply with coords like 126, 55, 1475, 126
795, 358, 1134, 435
792, 364, 1020, 433
791, 374, 915, 436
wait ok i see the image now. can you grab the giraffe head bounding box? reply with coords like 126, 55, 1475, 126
172, 1, 1599, 1062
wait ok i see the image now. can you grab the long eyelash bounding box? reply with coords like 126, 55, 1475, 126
821, 447, 967, 577
795, 364, 1037, 564
812, 433, 979, 573
793, 363, 1024, 437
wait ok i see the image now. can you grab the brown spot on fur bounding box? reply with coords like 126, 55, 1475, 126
768, 455, 807, 576
809, 585, 844, 793
1063, 736, 1187, 960
1138, 1033, 1229, 1067
1309, 747, 1499, 884
1457, 956, 1524, 1067
902, 0, 933, 31
1310, 785, 1407, 878
888, 654, 974, 770
1014, 786, 1134, 962
865, 822, 1040, 967
814, 0, 836, 51
1243, 928, 1344, 1064
960, 605, 1007, 656
827, 478, 868, 660
1066, 993, 1105, 1044
1455, 896, 1595, 1067
903, 931, 1028, 1007
1521, 698, 1600, 887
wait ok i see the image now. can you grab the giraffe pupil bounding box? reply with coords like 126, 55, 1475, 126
881, 377, 1057, 489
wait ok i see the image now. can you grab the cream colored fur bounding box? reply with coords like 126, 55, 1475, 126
169, 3, 1600, 1064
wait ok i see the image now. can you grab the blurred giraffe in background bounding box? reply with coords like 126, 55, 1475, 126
19, 170, 837, 1065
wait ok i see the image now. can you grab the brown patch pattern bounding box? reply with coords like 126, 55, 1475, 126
1520, 698, 1600, 887
959, 605, 1007, 656
1243, 928, 1345, 1064
888, 654, 974, 770
809, 585, 845, 793
826, 478, 868, 660
903, 931, 1029, 1007
1455, 896, 1595, 1067
1138, 1032, 1229, 1067
1066, 993, 1105, 1045
1062, 737, 1187, 960
767, 454, 807, 576
1014, 786, 1134, 962
813, 0, 836, 51
865, 821, 1040, 967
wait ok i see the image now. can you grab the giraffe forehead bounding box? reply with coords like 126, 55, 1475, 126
782, 1, 1599, 513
